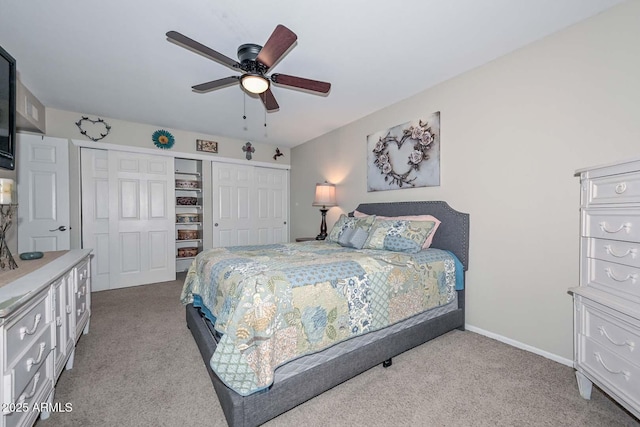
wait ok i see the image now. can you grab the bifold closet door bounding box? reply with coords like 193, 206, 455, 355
81, 148, 175, 290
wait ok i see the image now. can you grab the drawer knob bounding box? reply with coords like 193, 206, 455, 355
17, 373, 40, 405
598, 326, 635, 351
26, 342, 47, 372
77, 303, 86, 316
604, 245, 637, 259
615, 182, 627, 194
19, 313, 42, 340
594, 352, 631, 381
599, 221, 632, 234
604, 267, 638, 284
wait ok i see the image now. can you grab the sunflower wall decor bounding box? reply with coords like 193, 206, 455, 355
152, 129, 175, 149
366, 111, 440, 192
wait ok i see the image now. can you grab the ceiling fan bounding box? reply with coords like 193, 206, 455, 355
166, 25, 331, 112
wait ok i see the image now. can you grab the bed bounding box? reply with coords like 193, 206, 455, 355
183, 201, 469, 426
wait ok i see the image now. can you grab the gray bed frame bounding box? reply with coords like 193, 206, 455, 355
185, 201, 469, 427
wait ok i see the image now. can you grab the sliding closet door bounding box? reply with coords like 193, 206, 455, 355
211, 162, 289, 247
81, 149, 110, 291
81, 148, 175, 290
255, 167, 288, 244
212, 163, 254, 247
108, 151, 175, 288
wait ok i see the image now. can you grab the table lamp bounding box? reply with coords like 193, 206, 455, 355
0, 178, 17, 270
312, 182, 337, 240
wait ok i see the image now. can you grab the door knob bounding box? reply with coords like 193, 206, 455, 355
214, 223, 218, 227
49, 226, 67, 232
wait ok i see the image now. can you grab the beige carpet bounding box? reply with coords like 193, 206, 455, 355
36, 275, 639, 427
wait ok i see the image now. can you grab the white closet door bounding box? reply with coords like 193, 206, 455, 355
80, 148, 110, 291
17, 134, 70, 252
255, 167, 289, 244
211, 162, 289, 247
108, 151, 175, 288
212, 162, 254, 247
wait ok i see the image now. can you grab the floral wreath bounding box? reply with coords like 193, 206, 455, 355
372, 119, 435, 187
152, 129, 175, 149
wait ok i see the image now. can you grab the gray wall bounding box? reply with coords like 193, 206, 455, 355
290, 1, 640, 362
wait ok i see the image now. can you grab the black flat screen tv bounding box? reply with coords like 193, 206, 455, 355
0, 44, 16, 170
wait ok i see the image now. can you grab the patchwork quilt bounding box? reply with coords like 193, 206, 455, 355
181, 241, 462, 396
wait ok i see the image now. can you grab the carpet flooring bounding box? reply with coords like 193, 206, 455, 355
36, 275, 640, 427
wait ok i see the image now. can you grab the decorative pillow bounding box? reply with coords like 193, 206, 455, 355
337, 226, 370, 249
362, 219, 436, 253
353, 210, 441, 249
348, 227, 370, 249
327, 214, 355, 243
337, 227, 356, 246
328, 214, 376, 244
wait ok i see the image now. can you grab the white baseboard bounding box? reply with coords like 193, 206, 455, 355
464, 324, 573, 367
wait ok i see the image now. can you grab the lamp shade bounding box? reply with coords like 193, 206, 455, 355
0, 179, 13, 205
312, 182, 337, 207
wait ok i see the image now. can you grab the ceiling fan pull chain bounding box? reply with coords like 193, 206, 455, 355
243, 92, 247, 120
264, 108, 268, 137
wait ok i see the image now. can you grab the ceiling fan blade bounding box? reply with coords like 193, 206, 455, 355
271, 73, 331, 94
256, 25, 297, 70
260, 88, 280, 111
166, 31, 240, 70
192, 76, 240, 93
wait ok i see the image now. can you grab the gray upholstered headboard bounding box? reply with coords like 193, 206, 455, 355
351, 201, 470, 271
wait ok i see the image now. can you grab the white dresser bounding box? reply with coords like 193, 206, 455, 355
0, 249, 91, 427
572, 159, 640, 419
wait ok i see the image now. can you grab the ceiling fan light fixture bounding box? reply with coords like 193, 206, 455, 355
241, 74, 269, 94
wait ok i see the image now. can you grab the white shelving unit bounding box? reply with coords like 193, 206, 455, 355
175, 158, 203, 272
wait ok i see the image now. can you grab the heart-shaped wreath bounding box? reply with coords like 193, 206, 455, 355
372, 119, 435, 187
75, 116, 111, 142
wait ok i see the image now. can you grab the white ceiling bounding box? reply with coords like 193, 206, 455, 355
0, 0, 625, 147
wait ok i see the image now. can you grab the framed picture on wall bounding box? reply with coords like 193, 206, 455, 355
196, 139, 218, 153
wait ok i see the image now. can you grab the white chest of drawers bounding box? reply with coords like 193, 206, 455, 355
572, 159, 640, 419
0, 250, 91, 427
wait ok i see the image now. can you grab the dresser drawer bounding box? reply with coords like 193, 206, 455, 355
583, 237, 640, 269
76, 281, 88, 322
76, 259, 89, 284
583, 209, 640, 242
577, 298, 640, 365
2, 354, 52, 427
8, 324, 53, 401
586, 171, 640, 205
4, 290, 50, 368
75, 279, 89, 340
578, 336, 640, 410
583, 258, 640, 301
